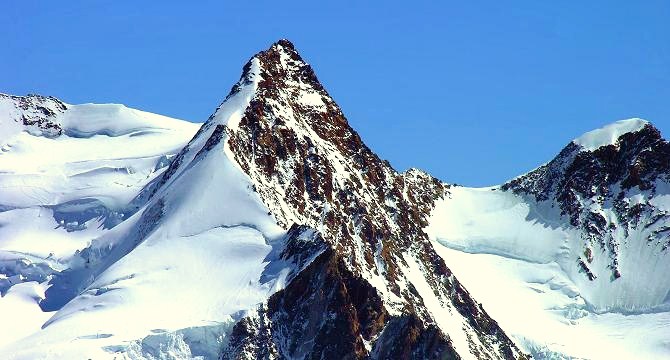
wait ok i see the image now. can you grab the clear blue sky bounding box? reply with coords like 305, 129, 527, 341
2, 1, 668, 186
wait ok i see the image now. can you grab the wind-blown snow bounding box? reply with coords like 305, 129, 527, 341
573, 118, 649, 151
0, 281, 52, 349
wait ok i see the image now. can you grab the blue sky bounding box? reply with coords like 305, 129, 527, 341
2, 1, 668, 186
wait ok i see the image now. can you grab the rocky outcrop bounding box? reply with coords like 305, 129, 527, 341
0, 93, 66, 137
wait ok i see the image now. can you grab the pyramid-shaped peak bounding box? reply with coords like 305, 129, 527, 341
211, 39, 328, 130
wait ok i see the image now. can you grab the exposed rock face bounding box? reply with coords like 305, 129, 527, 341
0, 93, 66, 137
226, 40, 447, 292
207, 40, 526, 359
224, 227, 460, 360
502, 122, 670, 308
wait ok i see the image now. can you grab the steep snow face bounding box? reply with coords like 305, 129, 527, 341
427, 185, 670, 313
428, 120, 670, 358
573, 118, 649, 151
208, 58, 262, 130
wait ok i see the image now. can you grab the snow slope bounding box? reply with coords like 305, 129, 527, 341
0, 69, 291, 358
434, 245, 670, 360
0, 94, 204, 358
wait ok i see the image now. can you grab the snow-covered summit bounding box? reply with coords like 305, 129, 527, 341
572, 118, 650, 151
500, 117, 670, 310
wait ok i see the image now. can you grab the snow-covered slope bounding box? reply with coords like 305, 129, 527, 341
0, 93, 201, 356
428, 120, 670, 359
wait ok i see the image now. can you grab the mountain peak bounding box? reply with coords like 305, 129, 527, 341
238, 39, 313, 84
0, 92, 67, 138
252, 39, 324, 94
209, 39, 327, 132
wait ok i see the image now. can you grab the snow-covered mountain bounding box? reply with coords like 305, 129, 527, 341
428, 119, 670, 359
0, 40, 668, 360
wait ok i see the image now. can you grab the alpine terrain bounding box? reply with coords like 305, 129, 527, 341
0, 40, 668, 360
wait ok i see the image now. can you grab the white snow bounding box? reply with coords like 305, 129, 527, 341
428, 185, 670, 359
0, 98, 25, 141
0, 97, 206, 358
434, 246, 670, 360
3, 225, 274, 359
573, 118, 649, 151
298, 91, 326, 110
0, 281, 52, 349
60, 103, 193, 137
425, 186, 566, 264
400, 254, 485, 360
0, 76, 295, 358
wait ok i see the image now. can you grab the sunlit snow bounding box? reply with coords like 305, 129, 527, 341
573, 118, 649, 151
